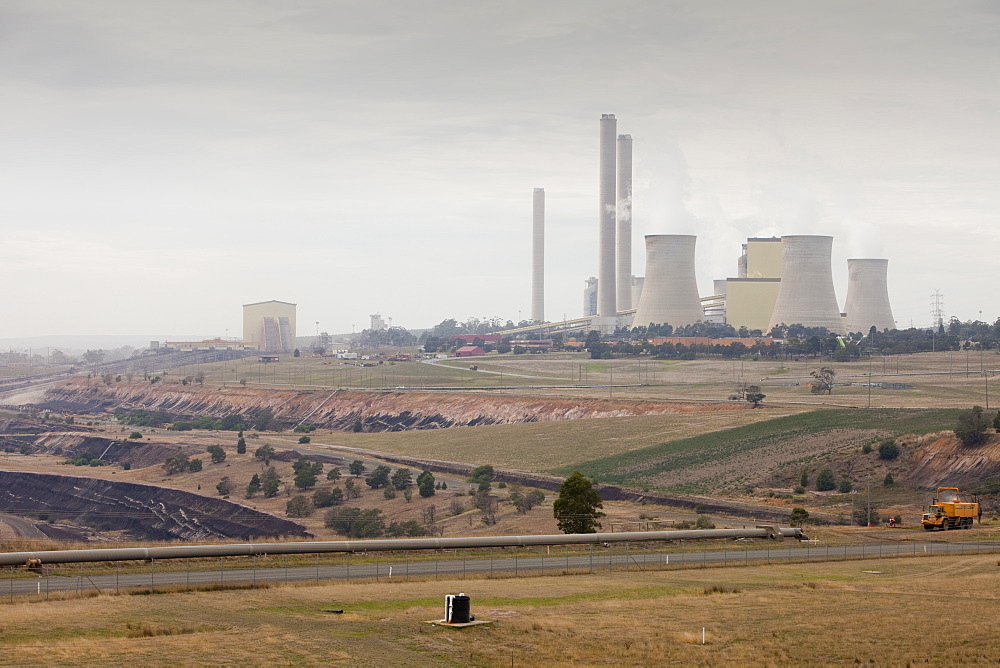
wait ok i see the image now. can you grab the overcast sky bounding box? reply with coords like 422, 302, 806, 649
2, 0, 998, 340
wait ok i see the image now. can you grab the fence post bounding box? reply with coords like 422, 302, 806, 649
589, 544, 593, 574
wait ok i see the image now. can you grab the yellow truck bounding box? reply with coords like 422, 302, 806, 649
921, 487, 978, 531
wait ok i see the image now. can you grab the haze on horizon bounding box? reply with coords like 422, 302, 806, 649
2, 0, 998, 340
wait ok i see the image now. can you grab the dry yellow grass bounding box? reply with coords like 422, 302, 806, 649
2, 554, 1000, 665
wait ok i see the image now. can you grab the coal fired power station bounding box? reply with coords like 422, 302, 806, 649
519, 113, 896, 338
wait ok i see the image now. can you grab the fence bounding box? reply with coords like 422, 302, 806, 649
4, 538, 1000, 603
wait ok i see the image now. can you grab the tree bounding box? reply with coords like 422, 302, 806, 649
809, 367, 835, 394
391, 467, 413, 491
468, 464, 495, 485
324, 507, 385, 538
216, 476, 233, 496
327, 467, 342, 482
745, 386, 766, 408
286, 495, 314, 517
293, 457, 320, 490
207, 444, 226, 464
254, 444, 275, 465
246, 473, 261, 498
366, 465, 392, 489
800, 470, 809, 488
852, 503, 881, 527
552, 471, 605, 534
878, 439, 900, 460
344, 479, 362, 498
349, 460, 366, 477
815, 467, 836, 491
162, 454, 190, 475
261, 467, 281, 498
128, 431, 143, 440
790, 507, 810, 527
298, 435, 311, 444
994, 410, 1000, 432
417, 470, 435, 498
188, 458, 203, 472
293, 348, 301, 358
352, 418, 363, 433
510, 487, 545, 513
883, 472, 894, 486
313, 487, 344, 508
955, 405, 990, 446
236, 436, 247, 455
838, 478, 853, 493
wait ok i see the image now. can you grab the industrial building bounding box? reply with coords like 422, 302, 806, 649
506, 114, 895, 341
243, 300, 297, 353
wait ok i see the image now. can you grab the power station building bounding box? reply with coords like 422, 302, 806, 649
243, 300, 297, 352
518, 114, 895, 339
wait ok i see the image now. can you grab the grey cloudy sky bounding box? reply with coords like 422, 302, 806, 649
2, 0, 998, 339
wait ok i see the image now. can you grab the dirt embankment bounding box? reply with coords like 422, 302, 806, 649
38, 379, 746, 432
906, 433, 1000, 489
29, 433, 184, 469
0, 470, 309, 541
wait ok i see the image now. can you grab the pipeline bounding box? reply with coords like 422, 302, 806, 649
0, 527, 806, 566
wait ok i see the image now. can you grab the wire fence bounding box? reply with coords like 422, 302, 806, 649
4, 537, 1000, 603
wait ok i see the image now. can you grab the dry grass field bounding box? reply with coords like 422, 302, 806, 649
2, 554, 1000, 665
172, 349, 999, 409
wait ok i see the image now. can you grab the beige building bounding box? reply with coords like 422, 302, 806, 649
243, 300, 297, 352
725, 238, 783, 332
724, 279, 781, 333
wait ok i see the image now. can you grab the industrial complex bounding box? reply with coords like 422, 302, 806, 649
521, 114, 896, 339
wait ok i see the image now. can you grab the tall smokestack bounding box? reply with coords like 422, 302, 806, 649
844, 259, 894, 334
616, 134, 633, 311
768, 235, 846, 335
597, 114, 617, 318
632, 235, 703, 329
531, 187, 545, 322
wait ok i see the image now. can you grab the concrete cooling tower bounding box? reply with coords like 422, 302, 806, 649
768, 235, 846, 335
632, 235, 702, 328
843, 259, 895, 334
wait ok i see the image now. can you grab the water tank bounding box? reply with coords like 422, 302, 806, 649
843, 258, 895, 334
632, 235, 702, 328
445, 594, 471, 623
768, 235, 845, 335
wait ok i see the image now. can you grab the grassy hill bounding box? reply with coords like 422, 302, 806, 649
555, 408, 961, 494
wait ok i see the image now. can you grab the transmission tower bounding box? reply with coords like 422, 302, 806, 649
931, 290, 945, 332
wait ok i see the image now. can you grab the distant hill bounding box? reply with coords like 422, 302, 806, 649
0, 335, 213, 355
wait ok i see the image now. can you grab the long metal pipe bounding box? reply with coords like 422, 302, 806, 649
0, 528, 805, 566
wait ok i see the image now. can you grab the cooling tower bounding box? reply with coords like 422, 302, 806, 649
843, 259, 895, 334
597, 114, 617, 318
531, 188, 544, 322
632, 235, 703, 328
767, 235, 845, 335
616, 134, 633, 310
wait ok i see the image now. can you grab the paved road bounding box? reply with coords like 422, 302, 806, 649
0, 513, 47, 539
4, 540, 999, 599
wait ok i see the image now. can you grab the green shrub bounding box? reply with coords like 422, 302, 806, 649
816, 467, 836, 491
878, 439, 900, 460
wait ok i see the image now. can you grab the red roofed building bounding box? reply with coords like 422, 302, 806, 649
454, 346, 486, 357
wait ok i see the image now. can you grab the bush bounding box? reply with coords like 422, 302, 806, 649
878, 439, 900, 460
313, 487, 343, 508
207, 445, 226, 464
128, 431, 143, 440
861, 442, 873, 454
815, 467, 836, 491
852, 504, 881, 527
955, 406, 990, 446
793, 485, 805, 495
286, 496, 314, 517
694, 516, 715, 530
298, 435, 311, 444
324, 507, 385, 538
838, 478, 853, 493
790, 507, 810, 526
884, 472, 894, 486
